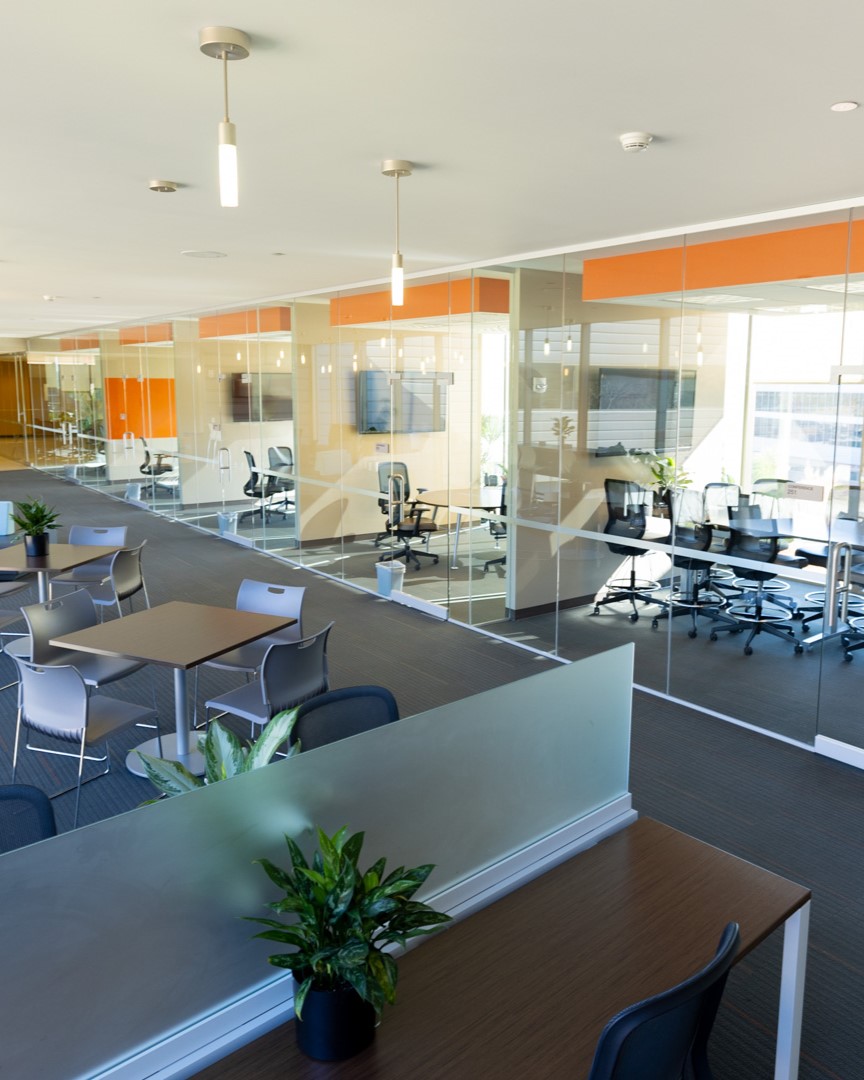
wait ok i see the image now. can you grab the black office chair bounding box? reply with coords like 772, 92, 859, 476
266, 446, 296, 515
374, 462, 434, 547
592, 479, 664, 623
587, 922, 740, 1080
139, 437, 176, 494
377, 471, 439, 570
709, 507, 806, 655
483, 481, 508, 574
0, 784, 58, 852
290, 685, 399, 751
240, 450, 291, 523
651, 489, 724, 638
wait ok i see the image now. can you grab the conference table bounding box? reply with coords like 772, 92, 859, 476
50, 600, 295, 776
417, 486, 504, 568
199, 817, 810, 1080
0, 542, 121, 603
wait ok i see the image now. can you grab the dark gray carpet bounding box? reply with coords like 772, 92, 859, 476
2, 469, 862, 1078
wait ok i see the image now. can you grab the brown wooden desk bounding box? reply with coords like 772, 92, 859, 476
51, 600, 295, 775
196, 817, 810, 1080
0, 543, 121, 602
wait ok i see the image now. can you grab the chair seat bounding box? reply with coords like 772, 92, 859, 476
205, 680, 269, 726
7, 637, 144, 687
50, 559, 114, 588
206, 630, 300, 674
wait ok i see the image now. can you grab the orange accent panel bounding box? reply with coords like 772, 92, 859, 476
330, 276, 510, 325
60, 336, 99, 351
119, 323, 174, 346
583, 221, 864, 300
198, 306, 291, 338
104, 378, 176, 440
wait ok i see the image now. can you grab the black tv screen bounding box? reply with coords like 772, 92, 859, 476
356, 371, 450, 434
231, 372, 293, 422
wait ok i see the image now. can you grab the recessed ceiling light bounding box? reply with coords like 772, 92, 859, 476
180, 250, 227, 259
831, 100, 859, 112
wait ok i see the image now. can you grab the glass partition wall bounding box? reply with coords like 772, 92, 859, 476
13, 209, 864, 760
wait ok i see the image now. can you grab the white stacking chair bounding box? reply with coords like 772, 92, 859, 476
204, 623, 333, 737
13, 658, 157, 827
49, 525, 128, 598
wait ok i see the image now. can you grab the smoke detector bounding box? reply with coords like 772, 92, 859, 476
619, 131, 653, 153
149, 179, 178, 193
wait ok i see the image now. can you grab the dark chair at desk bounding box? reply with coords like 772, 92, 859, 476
0, 783, 57, 852
374, 462, 434, 548
592, 479, 664, 623
483, 481, 508, 574
709, 508, 806, 655
266, 446, 296, 515
139, 437, 177, 493
651, 489, 722, 638
377, 472, 439, 571
240, 451, 292, 523
291, 685, 399, 751
587, 921, 740, 1080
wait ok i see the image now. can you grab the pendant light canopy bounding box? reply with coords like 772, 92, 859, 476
199, 26, 251, 208
382, 160, 413, 306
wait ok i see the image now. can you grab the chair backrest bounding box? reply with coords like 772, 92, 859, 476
68, 525, 128, 547
727, 505, 777, 562
378, 461, 410, 500
0, 784, 57, 852
587, 922, 740, 1080
259, 622, 334, 713
751, 477, 789, 517
292, 685, 399, 751
236, 579, 304, 641
603, 479, 649, 555
16, 660, 89, 742
22, 589, 98, 664
268, 445, 293, 469
489, 481, 508, 539
702, 482, 741, 526
670, 488, 711, 554
105, 541, 147, 603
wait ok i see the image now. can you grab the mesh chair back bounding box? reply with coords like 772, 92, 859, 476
17, 661, 89, 741
22, 589, 98, 664
68, 525, 127, 547
260, 622, 334, 713
603, 479, 649, 556
587, 922, 740, 1080
140, 437, 172, 477
292, 685, 399, 751
0, 784, 57, 852
243, 451, 264, 498
702, 482, 741, 526
727, 506, 778, 563
751, 477, 790, 517
670, 489, 711, 555
268, 445, 294, 468
236, 579, 304, 642
489, 481, 508, 540
378, 461, 410, 500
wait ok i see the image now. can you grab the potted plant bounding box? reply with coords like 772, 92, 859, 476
642, 454, 691, 514
136, 710, 298, 798
12, 498, 60, 557
246, 825, 451, 1061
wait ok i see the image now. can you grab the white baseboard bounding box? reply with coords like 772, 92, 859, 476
814, 734, 864, 770
90, 797, 635, 1080
390, 590, 449, 619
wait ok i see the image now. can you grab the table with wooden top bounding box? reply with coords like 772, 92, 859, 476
417, 486, 504, 567
50, 600, 296, 775
0, 542, 122, 602
196, 817, 810, 1080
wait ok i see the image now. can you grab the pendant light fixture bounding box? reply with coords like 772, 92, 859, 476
381, 160, 413, 306
199, 27, 251, 208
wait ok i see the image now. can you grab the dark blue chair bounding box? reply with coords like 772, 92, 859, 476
291, 685, 399, 751
0, 784, 58, 853
587, 921, 740, 1080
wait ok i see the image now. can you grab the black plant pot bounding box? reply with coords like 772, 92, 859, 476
293, 978, 376, 1062
24, 534, 49, 558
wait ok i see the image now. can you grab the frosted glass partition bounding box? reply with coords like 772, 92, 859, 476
0, 645, 633, 1080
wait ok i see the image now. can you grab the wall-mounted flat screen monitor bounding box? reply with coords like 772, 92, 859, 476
590, 367, 696, 454
230, 373, 293, 422
356, 371, 450, 434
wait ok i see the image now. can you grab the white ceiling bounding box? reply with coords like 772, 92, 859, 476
4, 0, 864, 343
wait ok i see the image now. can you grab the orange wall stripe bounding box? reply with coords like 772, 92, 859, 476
60, 336, 99, 351
198, 306, 291, 338
582, 221, 864, 300
119, 323, 173, 346
330, 276, 510, 326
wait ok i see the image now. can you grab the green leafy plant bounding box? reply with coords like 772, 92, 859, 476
551, 415, 575, 440
246, 826, 452, 1019
644, 454, 691, 495
12, 498, 61, 536
137, 709, 298, 799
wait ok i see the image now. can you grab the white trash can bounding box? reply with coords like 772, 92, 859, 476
376, 561, 405, 598
218, 511, 240, 536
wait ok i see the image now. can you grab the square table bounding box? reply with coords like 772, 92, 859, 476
0, 542, 122, 602
50, 600, 296, 775
209, 817, 809, 1080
